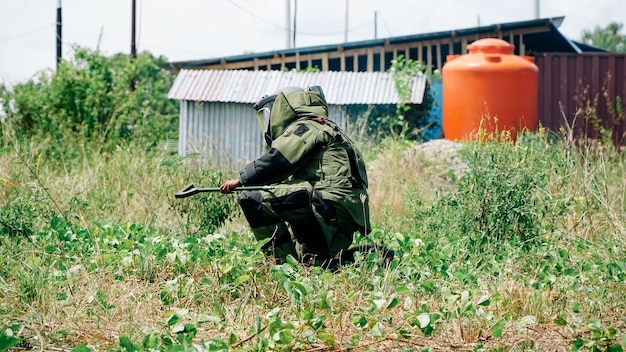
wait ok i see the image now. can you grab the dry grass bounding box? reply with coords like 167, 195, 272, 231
367, 139, 465, 227
2, 136, 626, 351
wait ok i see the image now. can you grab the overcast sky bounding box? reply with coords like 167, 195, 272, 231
1, 0, 624, 86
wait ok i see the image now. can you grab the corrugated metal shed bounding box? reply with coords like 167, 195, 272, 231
168, 69, 427, 105
169, 69, 428, 169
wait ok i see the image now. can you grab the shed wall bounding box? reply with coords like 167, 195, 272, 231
535, 53, 626, 145
179, 101, 264, 169
179, 101, 349, 170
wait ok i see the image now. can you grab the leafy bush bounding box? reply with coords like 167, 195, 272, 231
0, 170, 51, 240
413, 132, 572, 253
0, 46, 178, 158
160, 153, 237, 236
0, 193, 40, 239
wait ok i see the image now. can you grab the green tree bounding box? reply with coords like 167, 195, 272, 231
580, 22, 626, 53
0, 45, 178, 156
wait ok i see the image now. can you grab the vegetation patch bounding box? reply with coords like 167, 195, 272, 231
0, 127, 625, 351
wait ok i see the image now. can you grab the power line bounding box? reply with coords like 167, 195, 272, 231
298, 20, 374, 37
226, 0, 373, 37
397, 0, 450, 28
0, 24, 55, 45
377, 14, 394, 37
226, 0, 285, 31
96, 32, 207, 56
137, 0, 143, 50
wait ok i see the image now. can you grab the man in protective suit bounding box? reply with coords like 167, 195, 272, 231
220, 86, 391, 268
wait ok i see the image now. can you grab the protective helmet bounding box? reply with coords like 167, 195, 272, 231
253, 85, 327, 146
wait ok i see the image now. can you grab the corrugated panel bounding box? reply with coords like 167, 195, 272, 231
535, 53, 626, 146
168, 69, 427, 105
179, 101, 350, 168
179, 101, 265, 168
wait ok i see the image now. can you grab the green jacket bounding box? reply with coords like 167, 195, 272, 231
240, 89, 371, 233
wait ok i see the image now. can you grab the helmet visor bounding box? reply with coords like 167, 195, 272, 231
253, 93, 278, 146
257, 106, 271, 135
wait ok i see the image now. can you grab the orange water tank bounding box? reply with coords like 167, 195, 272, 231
442, 38, 538, 141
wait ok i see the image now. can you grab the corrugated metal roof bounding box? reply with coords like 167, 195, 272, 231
167, 69, 427, 105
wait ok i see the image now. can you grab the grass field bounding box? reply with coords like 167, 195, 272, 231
1, 128, 625, 352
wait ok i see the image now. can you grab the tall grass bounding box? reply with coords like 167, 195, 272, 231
1, 127, 625, 351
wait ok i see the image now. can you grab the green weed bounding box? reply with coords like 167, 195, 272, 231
0, 130, 625, 351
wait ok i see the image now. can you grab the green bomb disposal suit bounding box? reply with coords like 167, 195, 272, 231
236, 86, 371, 264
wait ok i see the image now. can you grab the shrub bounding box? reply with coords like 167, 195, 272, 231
0, 46, 178, 158
413, 132, 572, 252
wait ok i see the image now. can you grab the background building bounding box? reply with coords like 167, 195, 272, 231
167, 16, 626, 150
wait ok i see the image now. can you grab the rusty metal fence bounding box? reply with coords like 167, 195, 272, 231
535, 53, 626, 145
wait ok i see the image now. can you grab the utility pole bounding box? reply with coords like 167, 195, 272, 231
344, 0, 349, 42
535, 0, 540, 18
292, 0, 297, 48
130, 0, 136, 91
285, 0, 291, 48
56, 0, 62, 68
374, 11, 378, 39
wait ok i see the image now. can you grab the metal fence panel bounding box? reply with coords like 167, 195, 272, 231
535, 53, 626, 145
